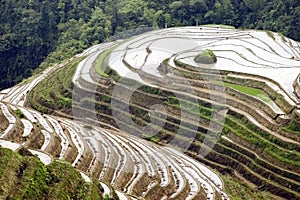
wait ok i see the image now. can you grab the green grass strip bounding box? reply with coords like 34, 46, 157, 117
95, 44, 119, 77
220, 81, 283, 112
222, 82, 269, 100
203, 24, 235, 29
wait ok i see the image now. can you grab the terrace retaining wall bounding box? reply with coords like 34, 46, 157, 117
293, 74, 300, 99
174, 59, 296, 113
226, 76, 295, 113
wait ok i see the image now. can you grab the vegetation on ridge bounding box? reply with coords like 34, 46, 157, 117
194, 49, 217, 64
26, 58, 84, 114
0, 147, 114, 200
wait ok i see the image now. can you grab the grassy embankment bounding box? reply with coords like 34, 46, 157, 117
95, 44, 120, 78
204, 24, 236, 29
0, 147, 117, 200
219, 81, 282, 112
26, 58, 85, 114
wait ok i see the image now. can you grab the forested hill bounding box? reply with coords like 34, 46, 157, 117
1, 0, 300, 90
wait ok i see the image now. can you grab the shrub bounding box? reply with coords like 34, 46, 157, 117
194, 49, 217, 64
14, 109, 25, 119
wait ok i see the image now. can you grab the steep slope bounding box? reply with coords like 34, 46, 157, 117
0, 147, 109, 200
67, 26, 300, 199
1, 40, 230, 199
2, 26, 300, 200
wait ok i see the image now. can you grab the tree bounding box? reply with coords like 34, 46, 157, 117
80, 7, 112, 45
116, 0, 148, 29
288, 6, 300, 41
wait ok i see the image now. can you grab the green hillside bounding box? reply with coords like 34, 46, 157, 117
0, 147, 115, 200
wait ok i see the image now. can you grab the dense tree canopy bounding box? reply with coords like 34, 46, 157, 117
1, 0, 300, 90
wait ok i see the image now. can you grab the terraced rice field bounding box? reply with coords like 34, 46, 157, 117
1, 25, 300, 199
0, 99, 228, 199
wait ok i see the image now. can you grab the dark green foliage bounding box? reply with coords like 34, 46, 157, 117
13, 109, 25, 119
0, 0, 59, 89
286, 120, 300, 132
0, 0, 110, 90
